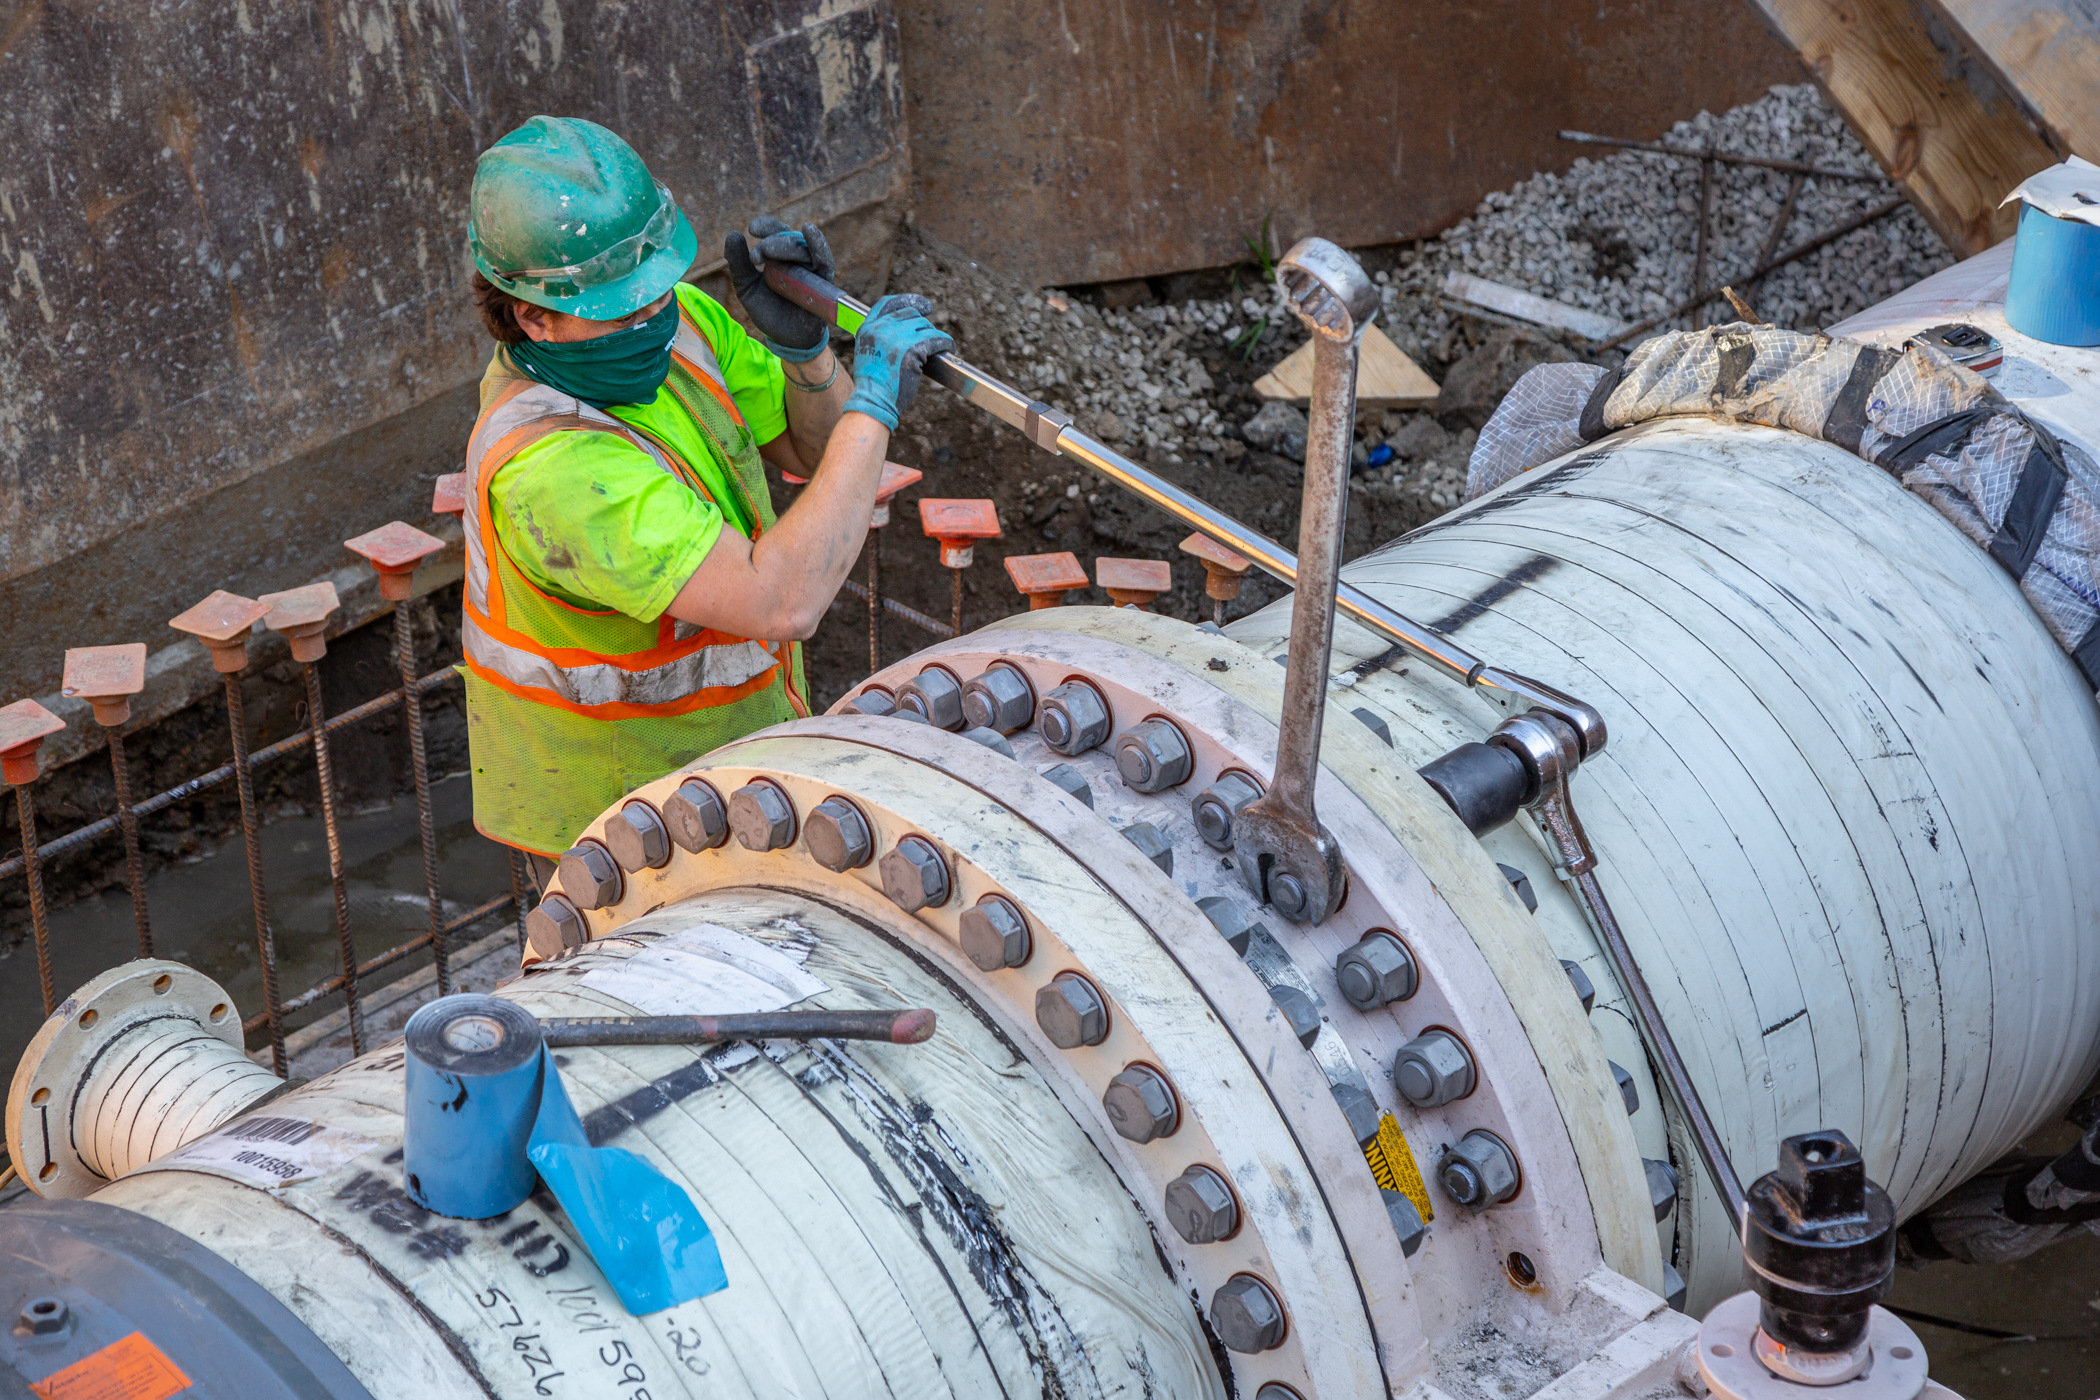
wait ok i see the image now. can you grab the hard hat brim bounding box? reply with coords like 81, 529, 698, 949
476, 205, 699, 322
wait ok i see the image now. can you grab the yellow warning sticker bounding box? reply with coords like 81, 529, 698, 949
30, 1331, 191, 1400
1363, 1112, 1434, 1223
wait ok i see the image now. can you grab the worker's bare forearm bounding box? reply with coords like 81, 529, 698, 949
664, 412, 889, 640
783, 346, 854, 471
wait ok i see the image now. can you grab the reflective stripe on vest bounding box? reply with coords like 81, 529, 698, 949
460, 307, 787, 719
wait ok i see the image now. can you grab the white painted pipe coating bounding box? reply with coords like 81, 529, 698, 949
1227, 416, 2100, 1312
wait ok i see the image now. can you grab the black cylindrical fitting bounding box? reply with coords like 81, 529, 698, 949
1418, 741, 1532, 835
1742, 1130, 1895, 1353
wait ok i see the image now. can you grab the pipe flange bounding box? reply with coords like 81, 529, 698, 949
1696, 1293, 1927, 1400
5, 959, 250, 1199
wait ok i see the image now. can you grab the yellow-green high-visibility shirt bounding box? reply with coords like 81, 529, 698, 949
487, 283, 789, 620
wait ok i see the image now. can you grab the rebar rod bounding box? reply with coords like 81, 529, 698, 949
1556, 130, 1888, 181
0, 668, 460, 884
951, 568, 965, 639
1594, 197, 1906, 351
394, 601, 449, 996
836, 577, 956, 639
14, 784, 52, 1015
223, 672, 285, 1075
301, 664, 362, 1057
508, 847, 532, 958
1744, 172, 1805, 305
248, 890, 517, 1030
106, 729, 151, 957
867, 532, 883, 673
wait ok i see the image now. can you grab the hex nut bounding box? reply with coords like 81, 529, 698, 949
604, 802, 671, 872
1334, 930, 1417, 1010
959, 896, 1031, 970
1191, 772, 1262, 850
526, 894, 589, 960
1164, 1165, 1238, 1244
844, 688, 897, 718
805, 797, 873, 872
880, 836, 950, 912
1113, 718, 1193, 793
1560, 958, 1596, 1015
557, 840, 622, 910
961, 663, 1035, 733
891, 706, 931, 725
959, 725, 1016, 758
1120, 820, 1173, 875
1498, 861, 1539, 914
1439, 1129, 1519, 1213
1611, 1060, 1639, 1116
1040, 762, 1094, 808
1102, 1064, 1179, 1143
1037, 681, 1112, 755
1381, 1188, 1428, 1257
1269, 984, 1322, 1048
1645, 1157, 1680, 1222
897, 667, 966, 730
728, 781, 797, 852
1035, 972, 1108, 1048
1393, 1030, 1476, 1108
663, 779, 730, 853
1195, 895, 1252, 956
18, 1298, 67, 1335
1331, 1082, 1381, 1146
1210, 1274, 1287, 1353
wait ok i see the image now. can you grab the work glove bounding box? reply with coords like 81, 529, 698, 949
840, 295, 954, 431
724, 215, 836, 363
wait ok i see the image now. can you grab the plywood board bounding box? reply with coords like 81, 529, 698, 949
1252, 324, 1441, 410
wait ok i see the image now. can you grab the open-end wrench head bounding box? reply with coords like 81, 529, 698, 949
1277, 238, 1378, 342
1230, 796, 1345, 924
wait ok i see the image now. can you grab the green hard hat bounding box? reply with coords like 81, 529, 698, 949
468, 116, 697, 320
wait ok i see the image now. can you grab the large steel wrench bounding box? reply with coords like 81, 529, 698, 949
1228, 239, 1379, 924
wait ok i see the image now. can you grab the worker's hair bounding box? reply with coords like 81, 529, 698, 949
471, 272, 531, 344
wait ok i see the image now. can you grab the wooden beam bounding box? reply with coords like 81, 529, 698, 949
1929, 1, 2100, 163
1252, 325, 1441, 411
1745, 0, 2060, 254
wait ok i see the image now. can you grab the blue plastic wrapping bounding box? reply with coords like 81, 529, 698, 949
2006, 200, 2100, 347
403, 994, 729, 1315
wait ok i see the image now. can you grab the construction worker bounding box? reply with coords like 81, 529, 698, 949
460, 116, 951, 867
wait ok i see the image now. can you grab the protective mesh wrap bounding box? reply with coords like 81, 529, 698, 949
1468, 324, 2100, 689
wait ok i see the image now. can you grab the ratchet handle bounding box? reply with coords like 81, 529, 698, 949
763, 262, 866, 336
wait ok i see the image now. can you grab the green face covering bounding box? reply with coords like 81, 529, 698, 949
507, 298, 680, 409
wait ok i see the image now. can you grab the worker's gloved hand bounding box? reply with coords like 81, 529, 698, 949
841, 295, 954, 431
724, 216, 836, 363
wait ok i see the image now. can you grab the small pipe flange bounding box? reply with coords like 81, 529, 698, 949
1696, 1293, 1928, 1400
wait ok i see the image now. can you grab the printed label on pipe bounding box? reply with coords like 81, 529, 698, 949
153, 1114, 380, 1189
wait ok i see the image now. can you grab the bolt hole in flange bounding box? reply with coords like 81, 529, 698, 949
1504, 1251, 1538, 1289
76, 1009, 97, 1029
151, 974, 172, 995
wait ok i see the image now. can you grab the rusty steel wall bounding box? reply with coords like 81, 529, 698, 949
0, 0, 907, 702
898, 0, 1804, 288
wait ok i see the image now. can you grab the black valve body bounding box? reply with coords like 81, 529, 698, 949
1742, 1129, 1895, 1352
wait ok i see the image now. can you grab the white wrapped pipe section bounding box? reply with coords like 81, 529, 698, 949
75, 1019, 280, 1181
1227, 417, 2100, 1313
99, 889, 1219, 1400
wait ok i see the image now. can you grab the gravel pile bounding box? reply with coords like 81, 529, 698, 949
954, 83, 1950, 517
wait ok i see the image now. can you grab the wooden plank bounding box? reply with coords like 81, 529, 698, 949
1252, 323, 1441, 409
1746, 0, 2062, 253
1931, 1, 2100, 163
1441, 271, 1631, 341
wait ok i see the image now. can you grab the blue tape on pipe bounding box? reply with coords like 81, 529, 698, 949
2006, 198, 2100, 348
403, 995, 729, 1314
